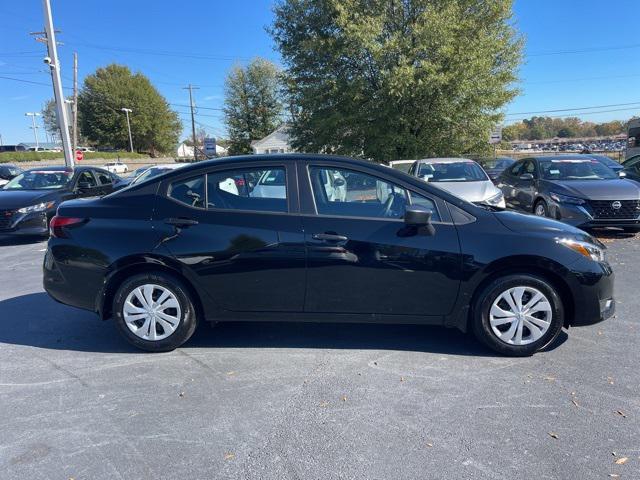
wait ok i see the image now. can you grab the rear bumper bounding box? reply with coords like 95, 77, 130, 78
43, 245, 99, 312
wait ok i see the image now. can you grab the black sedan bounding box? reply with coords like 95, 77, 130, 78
0, 166, 116, 236
497, 156, 640, 232
44, 155, 614, 356
477, 157, 515, 182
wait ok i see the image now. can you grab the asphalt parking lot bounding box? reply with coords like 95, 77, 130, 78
0, 233, 638, 480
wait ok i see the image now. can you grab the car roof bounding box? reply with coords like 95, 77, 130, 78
522, 155, 600, 161
415, 157, 476, 164
24, 165, 97, 173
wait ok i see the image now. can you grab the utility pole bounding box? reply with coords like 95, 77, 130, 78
72, 52, 78, 153
183, 84, 199, 161
121, 108, 134, 152
25, 112, 41, 149
34, 0, 74, 167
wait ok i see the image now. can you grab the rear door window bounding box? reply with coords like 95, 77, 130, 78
206, 167, 288, 213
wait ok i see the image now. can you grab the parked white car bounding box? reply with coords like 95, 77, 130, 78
408, 157, 506, 208
103, 161, 128, 174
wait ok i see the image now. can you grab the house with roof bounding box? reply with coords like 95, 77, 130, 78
251, 125, 293, 154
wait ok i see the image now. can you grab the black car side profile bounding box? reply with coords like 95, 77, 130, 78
0, 166, 117, 236
44, 155, 614, 356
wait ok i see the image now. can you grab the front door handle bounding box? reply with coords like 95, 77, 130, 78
312, 233, 348, 242
164, 217, 199, 227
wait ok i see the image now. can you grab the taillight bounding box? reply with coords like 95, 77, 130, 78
49, 216, 86, 238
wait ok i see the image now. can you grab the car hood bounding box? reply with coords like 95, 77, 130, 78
544, 179, 640, 200
0, 189, 61, 209
430, 181, 499, 202
494, 210, 592, 241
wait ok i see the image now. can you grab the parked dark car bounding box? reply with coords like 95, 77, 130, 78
0, 164, 23, 186
477, 157, 516, 182
497, 156, 640, 232
621, 154, 640, 183
43, 155, 615, 356
0, 166, 117, 236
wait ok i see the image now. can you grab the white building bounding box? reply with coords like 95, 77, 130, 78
251, 125, 293, 154
177, 143, 228, 158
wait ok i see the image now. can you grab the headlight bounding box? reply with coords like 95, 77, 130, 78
484, 191, 506, 208
17, 201, 55, 214
557, 238, 606, 262
550, 192, 585, 205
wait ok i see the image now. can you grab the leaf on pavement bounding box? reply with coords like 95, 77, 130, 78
224, 452, 235, 460
426, 443, 433, 448
319, 401, 329, 407
548, 432, 559, 439
615, 410, 627, 418
615, 457, 628, 465
571, 399, 579, 407
341, 395, 347, 402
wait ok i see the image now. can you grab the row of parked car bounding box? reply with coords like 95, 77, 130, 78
391, 153, 640, 232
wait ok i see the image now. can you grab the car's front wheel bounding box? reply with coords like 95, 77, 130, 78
112, 272, 198, 352
534, 200, 549, 217
472, 274, 564, 356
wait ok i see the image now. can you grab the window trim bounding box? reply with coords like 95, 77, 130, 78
305, 164, 443, 223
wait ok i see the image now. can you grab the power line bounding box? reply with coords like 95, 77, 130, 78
506, 101, 640, 116
170, 102, 223, 111
507, 107, 640, 123
0, 74, 72, 90
527, 73, 640, 85
528, 43, 640, 57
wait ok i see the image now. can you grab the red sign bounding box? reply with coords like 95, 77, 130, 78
75, 150, 84, 162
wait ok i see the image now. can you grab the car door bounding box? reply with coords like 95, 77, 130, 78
153, 161, 306, 313
497, 160, 525, 209
299, 161, 462, 317
92, 168, 116, 195
514, 159, 539, 212
73, 170, 102, 198
623, 156, 640, 182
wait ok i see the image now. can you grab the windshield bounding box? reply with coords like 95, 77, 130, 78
4, 170, 72, 190
540, 159, 618, 181
418, 161, 488, 182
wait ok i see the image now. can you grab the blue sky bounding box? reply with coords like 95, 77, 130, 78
0, 0, 638, 144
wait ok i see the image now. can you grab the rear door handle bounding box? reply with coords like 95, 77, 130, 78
312, 233, 348, 242
164, 217, 199, 227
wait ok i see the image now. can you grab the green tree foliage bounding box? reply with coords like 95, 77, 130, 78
41, 99, 59, 137
271, 0, 522, 161
223, 58, 284, 155
78, 64, 181, 155
503, 117, 627, 141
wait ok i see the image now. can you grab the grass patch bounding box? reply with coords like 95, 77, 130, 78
0, 151, 150, 163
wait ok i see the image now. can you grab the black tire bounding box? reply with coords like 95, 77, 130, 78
471, 274, 564, 356
112, 272, 198, 352
533, 200, 548, 217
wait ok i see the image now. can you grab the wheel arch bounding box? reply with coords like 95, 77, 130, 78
98, 255, 205, 322
466, 256, 575, 331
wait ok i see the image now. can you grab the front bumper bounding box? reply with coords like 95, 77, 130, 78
550, 202, 640, 229
566, 256, 615, 326
0, 210, 51, 236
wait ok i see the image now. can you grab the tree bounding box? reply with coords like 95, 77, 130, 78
223, 58, 284, 155
78, 64, 181, 155
271, 0, 522, 161
41, 99, 60, 138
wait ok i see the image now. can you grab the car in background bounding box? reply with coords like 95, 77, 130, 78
0, 164, 23, 187
0, 145, 27, 153
113, 166, 151, 190
126, 163, 190, 187
408, 158, 505, 208
388, 160, 415, 174
584, 154, 624, 174
103, 161, 128, 174
0, 166, 116, 236
621, 155, 640, 183
497, 156, 640, 232
477, 157, 516, 182
44, 154, 615, 356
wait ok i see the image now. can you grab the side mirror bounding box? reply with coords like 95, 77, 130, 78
519, 173, 534, 181
333, 178, 346, 187
404, 207, 432, 226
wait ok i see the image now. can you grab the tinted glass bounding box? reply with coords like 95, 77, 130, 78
539, 159, 618, 180
309, 166, 439, 220
509, 161, 525, 176
95, 170, 113, 185
168, 175, 206, 208
206, 168, 287, 213
77, 171, 97, 188
5, 170, 73, 190
417, 161, 488, 182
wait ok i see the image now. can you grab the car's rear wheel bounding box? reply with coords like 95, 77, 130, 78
534, 200, 548, 217
472, 274, 564, 356
112, 272, 198, 352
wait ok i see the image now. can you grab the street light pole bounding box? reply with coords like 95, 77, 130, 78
121, 108, 134, 153
25, 112, 41, 150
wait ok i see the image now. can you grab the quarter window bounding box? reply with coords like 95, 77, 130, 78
308, 166, 439, 220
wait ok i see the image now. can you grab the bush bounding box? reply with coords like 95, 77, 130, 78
0, 151, 150, 163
